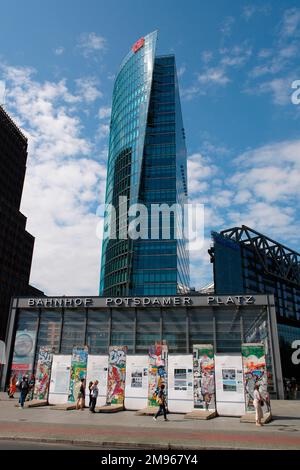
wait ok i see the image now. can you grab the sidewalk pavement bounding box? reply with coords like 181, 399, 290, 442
0, 394, 300, 450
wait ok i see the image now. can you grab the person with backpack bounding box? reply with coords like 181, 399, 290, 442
89, 380, 99, 413
18, 376, 29, 408
76, 378, 86, 410
153, 384, 168, 422
27, 374, 35, 401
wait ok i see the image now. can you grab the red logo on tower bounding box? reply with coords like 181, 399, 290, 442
132, 37, 145, 53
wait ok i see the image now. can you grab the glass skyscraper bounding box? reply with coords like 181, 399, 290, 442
100, 31, 190, 296
209, 226, 300, 382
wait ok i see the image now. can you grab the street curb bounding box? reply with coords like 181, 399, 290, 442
0, 435, 276, 450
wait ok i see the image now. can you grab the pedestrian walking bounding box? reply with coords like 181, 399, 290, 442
18, 376, 29, 408
76, 378, 86, 410
88, 381, 93, 408
253, 384, 264, 426
153, 384, 168, 422
265, 391, 271, 413
89, 380, 99, 413
291, 377, 297, 400
8, 374, 17, 399
286, 380, 292, 399
27, 374, 35, 401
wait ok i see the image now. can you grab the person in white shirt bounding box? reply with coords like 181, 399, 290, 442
89, 380, 99, 413
253, 384, 263, 426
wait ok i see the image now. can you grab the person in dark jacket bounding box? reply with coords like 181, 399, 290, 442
27, 374, 35, 401
18, 376, 29, 408
89, 381, 99, 413
153, 384, 168, 421
88, 381, 93, 408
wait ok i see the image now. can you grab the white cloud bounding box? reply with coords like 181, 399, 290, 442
201, 51, 213, 63
78, 32, 107, 58
98, 106, 111, 120
1, 62, 107, 295
54, 47, 64, 56
177, 65, 186, 77
183, 43, 251, 99
98, 123, 110, 140
242, 5, 256, 20
220, 16, 235, 36
0, 80, 5, 103
187, 153, 218, 196
242, 4, 271, 21
187, 138, 300, 283
280, 8, 300, 38
75, 77, 102, 103
245, 77, 293, 105
197, 67, 230, 85
257, 48, 273, 59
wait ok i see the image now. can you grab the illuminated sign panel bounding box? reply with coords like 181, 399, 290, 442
132, 37, 145, 53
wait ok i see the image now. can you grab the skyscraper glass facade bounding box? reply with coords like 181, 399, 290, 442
210, 226, 300, 382
100, 32, 189, 296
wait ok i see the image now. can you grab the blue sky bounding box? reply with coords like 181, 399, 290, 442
1, 0, 300, 294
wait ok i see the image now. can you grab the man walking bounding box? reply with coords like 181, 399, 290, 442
89, 380, 99, 413
18, 376, 29, 408
153, 384, 168, 422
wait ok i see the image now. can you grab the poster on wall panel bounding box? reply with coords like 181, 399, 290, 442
215, 353, 245, 416
148, 342, 168, 407
193, 344, 216, 411
85, 355, 108, 407
33, 347, 53, 401
11, 330, 37, 382
106, 346, 127, 405
241, 343, 268, 413
48, 355, 71, 405
168, 355, 193, 413
125, 355, 148, 410
68, 347, 88, 403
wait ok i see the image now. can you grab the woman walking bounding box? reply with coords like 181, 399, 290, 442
253, 384, 264, 426
153, 384, 168, 422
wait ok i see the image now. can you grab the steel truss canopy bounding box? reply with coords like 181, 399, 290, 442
219, 225, 300, 286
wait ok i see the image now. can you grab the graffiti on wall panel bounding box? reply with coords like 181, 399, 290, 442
68, 347, 88, 402
33, 347, 53, 401
148, 343, 168, 407
193, 344, 216, 410
106, 346, 127, 405
242, 343, 268, 413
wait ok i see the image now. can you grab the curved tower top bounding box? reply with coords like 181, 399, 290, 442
100, 31, 190, 297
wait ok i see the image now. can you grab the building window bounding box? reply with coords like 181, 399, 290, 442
60, 309, 86, 354
86, 310, 110, 354
111, 309, 135, 353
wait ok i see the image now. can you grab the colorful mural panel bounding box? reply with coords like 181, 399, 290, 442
11, 330, 37, 382
106, 346, 127, 405
148, 342, 168, 407
242, 343, 268, 413
33, 347, 53, 401
68, 347, 88, 402
193, 344, 216, 410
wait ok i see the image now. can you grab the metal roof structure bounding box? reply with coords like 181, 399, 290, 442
218, 225, 300, 286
